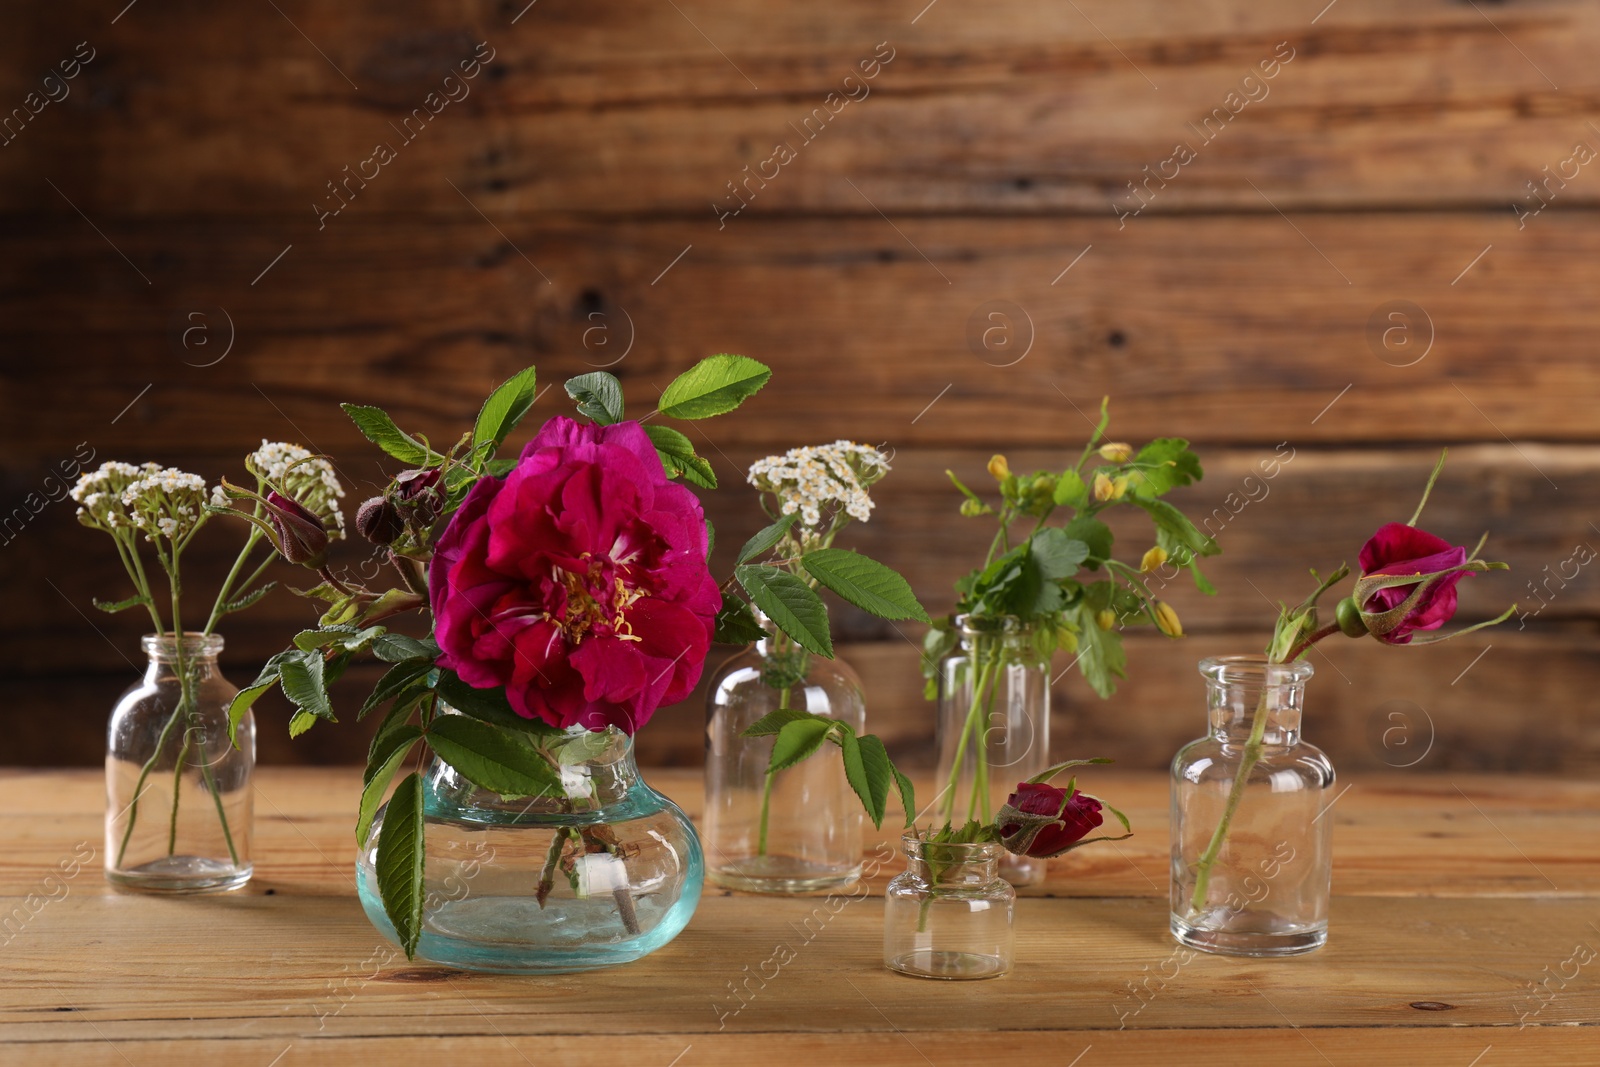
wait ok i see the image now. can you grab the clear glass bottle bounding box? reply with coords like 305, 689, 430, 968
357, 724, 703, 973
934, 614, 1049, 886
704, 622, 867, 892
884, 833, 1015, 979
1170, 655, 1334, 956
105, 633, 254, 893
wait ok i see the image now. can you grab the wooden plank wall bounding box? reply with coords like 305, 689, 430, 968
1, 1, 1596, 772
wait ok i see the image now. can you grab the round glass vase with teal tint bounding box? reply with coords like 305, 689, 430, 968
357, 722, 703, 973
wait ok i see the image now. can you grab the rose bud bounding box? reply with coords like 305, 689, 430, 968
1351, 522, 1475, 645
355, 495, 404, 545
264, 490, 330, 567
996, 782, 1105, 858
395, 467, 442, 501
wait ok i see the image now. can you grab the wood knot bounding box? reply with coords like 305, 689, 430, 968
1409, 1001, 1457, 1011
381, 968, 458, 983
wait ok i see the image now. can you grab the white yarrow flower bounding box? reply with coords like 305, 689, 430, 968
747, 441, 890, 531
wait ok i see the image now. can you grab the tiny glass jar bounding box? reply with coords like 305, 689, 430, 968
934, 614, 1049, 887
884, 833, 1016, 979
105, 633, 254, 893
1170, 655, 1334, 956
704, 623, 867, 893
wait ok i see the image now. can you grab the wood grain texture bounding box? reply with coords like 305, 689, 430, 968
0, 769, 1595, 1064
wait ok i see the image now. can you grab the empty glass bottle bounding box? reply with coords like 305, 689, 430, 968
105, 633, 254, 893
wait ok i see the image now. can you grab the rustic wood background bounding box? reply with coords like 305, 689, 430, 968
2, 1, 1596, 772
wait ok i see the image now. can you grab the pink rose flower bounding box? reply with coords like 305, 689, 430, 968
429, 417, 720, 733
1356, 522, 1473, 645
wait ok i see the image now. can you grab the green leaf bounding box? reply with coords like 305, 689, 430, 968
341, 404, 442, 466
767, 717, 833, 773
801, 549, 930, 623
735, 565, 833, 657
228, 677, 277, 747
1129, 438, 1202, 497
1052, 469, 1088, 507
473, 367, 539, 452
843, 732, 893, 829
1063, 516, 1114, 567
360, 659, 436, 721
1067, 602, 1127, 699
643, 424, 715, 488
742, 706, 813, 738
426, 715, 565, 798
93, 594, 150, 614
278, 651, 336, 722
657, 354, 771, 420
431, 669, 563, 737
371, 633, 438, 664
357, 728, 419, 845
891, 765, 917, 828
288, 709, 320, 738
219, 581, 278, 616
375, 771, 426, 958
736, 513, 798, 565
1028, 528, 1090, 581
713, 593, 766, 645
1130, 496, 1220, 559
294, 624, 385, 653
1026, 756, 1114, 785
705, 518, 715, 561
564, 371, 625, 426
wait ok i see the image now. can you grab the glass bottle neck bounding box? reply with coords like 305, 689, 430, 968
1200, 656, 1312, 747
954, 613, 1037, 656
903, 835, 1004, 885
141, 633, 223, 683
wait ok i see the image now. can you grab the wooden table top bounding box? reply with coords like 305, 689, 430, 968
3, 768, 1597, 1065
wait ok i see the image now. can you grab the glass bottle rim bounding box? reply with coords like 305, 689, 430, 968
900, 830, 1006, 862
953, 613, 1031, 636
140, 632, 226, 659
1198, 654, 1314, 686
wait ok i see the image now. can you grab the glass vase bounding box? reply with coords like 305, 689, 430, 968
357, 723, 703, 973
1170, 655, 1335, 956
704, 625, 866, 892
933, 614, 1049, 887
105, 633, 254, 893
884, 832, 1015, 979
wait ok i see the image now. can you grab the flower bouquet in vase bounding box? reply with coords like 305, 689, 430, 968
923, 399, 1219, 886
228, 357, 855, 972
1172, 451, 1517, 956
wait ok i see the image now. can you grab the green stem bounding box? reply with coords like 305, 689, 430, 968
755, 684, 792, 858
167, 721, 193, 856
205, 527, 264, 633
116, 697, 188, 866
1187, 690, 1270, 915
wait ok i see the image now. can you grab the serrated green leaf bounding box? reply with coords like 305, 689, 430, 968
375, 772, 426, 958
735, 565, 833, 657
1029, 528, 1089, 581
1053, 469, 1088, 507
288, 709, 319, 738
357, 728, 419, 845
1130, 496, 1220, 559
657, 354, 772, 420
278, 651, 336, 722
1067, 602, 1127, 699
713, 594, 766, 645
431, 669, 563, 737
228, 677, 277, 747
294, 624, 385, 653
564, 371, 625, 426
371, 633, 438, 664
767, 717, 832, 773
93, 594, 150, 614
426, 715, 564, 797
360, 659, 436, 721
841, 732, 893, 829
473, 367, 539, 452
742, 706, 814, 738
220, 581, 279, 615
800, 548, 929, 623
891, 765, 917, 828
1129, 437, 1202, 497
736, 513, 797, 565
643, 424, 716, 488
341, 404, 442, 466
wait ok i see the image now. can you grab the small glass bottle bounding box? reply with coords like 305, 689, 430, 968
704, 620, 866, 893
106, 633, 254, 893
934, 614, 1049, 887
1170, 655, 1334, 956
884, 833, 1015, 979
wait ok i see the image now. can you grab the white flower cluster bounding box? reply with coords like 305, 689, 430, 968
248, 439, 347, 539
72, 461, 157, 531
747, 441, 890, 527
119, 467, 209, 542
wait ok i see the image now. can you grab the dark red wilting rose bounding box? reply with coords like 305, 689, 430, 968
429, 417, 720, 734
997, 782, 1104, 858
1355, 522, 1474, 645
265, 490, 330, 566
